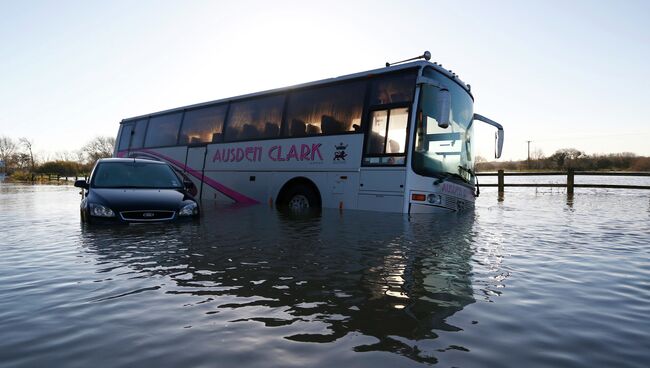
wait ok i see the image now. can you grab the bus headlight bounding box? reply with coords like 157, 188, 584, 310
179, 202, 198, 216
89, 203, 115, 217
427, 194, 442, 205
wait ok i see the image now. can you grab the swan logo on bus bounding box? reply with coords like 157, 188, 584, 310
334, 143, 348, 162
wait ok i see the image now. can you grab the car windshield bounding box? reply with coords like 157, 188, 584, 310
413, 67, 475, 183
92, 162, 182, 189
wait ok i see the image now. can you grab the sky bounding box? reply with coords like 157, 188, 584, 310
0, 0, 648, 161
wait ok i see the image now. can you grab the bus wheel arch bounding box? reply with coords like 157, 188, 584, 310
276, 177, 322, 210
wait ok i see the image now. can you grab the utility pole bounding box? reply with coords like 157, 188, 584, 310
527, 140, 532, 168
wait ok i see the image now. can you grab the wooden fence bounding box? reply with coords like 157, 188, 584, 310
476, 170, 650, 194
35, 174, 88, 183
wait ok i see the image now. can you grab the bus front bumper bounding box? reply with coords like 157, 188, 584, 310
408, 191, 474, 213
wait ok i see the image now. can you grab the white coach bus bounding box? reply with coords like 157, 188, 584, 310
114, 52, 504, 213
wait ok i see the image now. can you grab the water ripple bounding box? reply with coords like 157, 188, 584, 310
1, 183, 649, 367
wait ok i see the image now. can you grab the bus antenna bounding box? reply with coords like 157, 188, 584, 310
385, 51, 431, 67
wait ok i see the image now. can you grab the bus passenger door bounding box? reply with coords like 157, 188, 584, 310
185, 144, 208, 201
358, 108, 409, 212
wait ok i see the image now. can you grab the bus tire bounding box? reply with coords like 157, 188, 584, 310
280, 184, 320, 211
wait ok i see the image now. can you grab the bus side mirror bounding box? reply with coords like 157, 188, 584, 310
495, 129, 504, 159
436, 88, 451, 129
473, 113, 504, 159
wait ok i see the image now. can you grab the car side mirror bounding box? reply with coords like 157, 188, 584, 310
74, 179, 89, 189
183, 179, 196, 190
436, 88, 451, 129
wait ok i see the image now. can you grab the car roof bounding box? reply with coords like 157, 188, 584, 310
97, 158, 166, 165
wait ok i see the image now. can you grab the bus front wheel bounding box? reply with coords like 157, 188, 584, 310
281, 184, 320, 211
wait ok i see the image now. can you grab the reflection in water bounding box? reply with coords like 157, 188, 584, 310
566, 192, 574, 208
80, 207, 476, 364
5, 184, 650, 367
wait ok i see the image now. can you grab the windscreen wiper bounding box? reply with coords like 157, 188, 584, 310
457, 165, 473, 177
433, 172, 467, 185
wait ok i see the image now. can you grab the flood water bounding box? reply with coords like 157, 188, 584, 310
1, 183, 649, 367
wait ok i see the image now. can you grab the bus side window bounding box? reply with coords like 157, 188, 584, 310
264, 122, 280, 137
180, 104, 227, 145
364, 108, 408, 165
367, 110, 388, 154
290, 119, 306, 137
226, 95, 284, 141
225, 125, 241, 141
285, 80, 365, 137
241, 124, 259, 140
386, 108, 408, 153
130, 119, 148, 149
117, 123, 134, 151
144, 112, 183, 148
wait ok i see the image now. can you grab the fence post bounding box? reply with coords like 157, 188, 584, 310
498, 170, 504, 194
567, 168, 574, 195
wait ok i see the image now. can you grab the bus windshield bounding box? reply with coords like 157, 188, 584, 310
92, 162, 183, 189
413, 68, 474, 183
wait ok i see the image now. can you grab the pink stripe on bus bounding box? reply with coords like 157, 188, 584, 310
118, 149, 259, 205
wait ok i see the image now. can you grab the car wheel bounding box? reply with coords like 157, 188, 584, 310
80, 208, 91, 224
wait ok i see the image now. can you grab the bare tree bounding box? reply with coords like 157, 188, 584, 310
531, 148, 545, 160
14, 153, 32, 170
81, 136, 115, 164
0, 136, 18, 171
75, 149, 85, 163
54, 150, 75, 161
530, 148, 545, 169
18, 137, 35, 173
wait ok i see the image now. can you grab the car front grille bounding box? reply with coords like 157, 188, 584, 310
120, 210, 176, 222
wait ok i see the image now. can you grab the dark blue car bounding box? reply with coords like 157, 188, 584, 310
74, 158, 199, 224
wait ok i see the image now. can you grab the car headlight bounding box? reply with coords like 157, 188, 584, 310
89, 203, 115, 217
179, 202, 198, 216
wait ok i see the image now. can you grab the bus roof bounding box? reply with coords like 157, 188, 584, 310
121, 60, 471, 123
